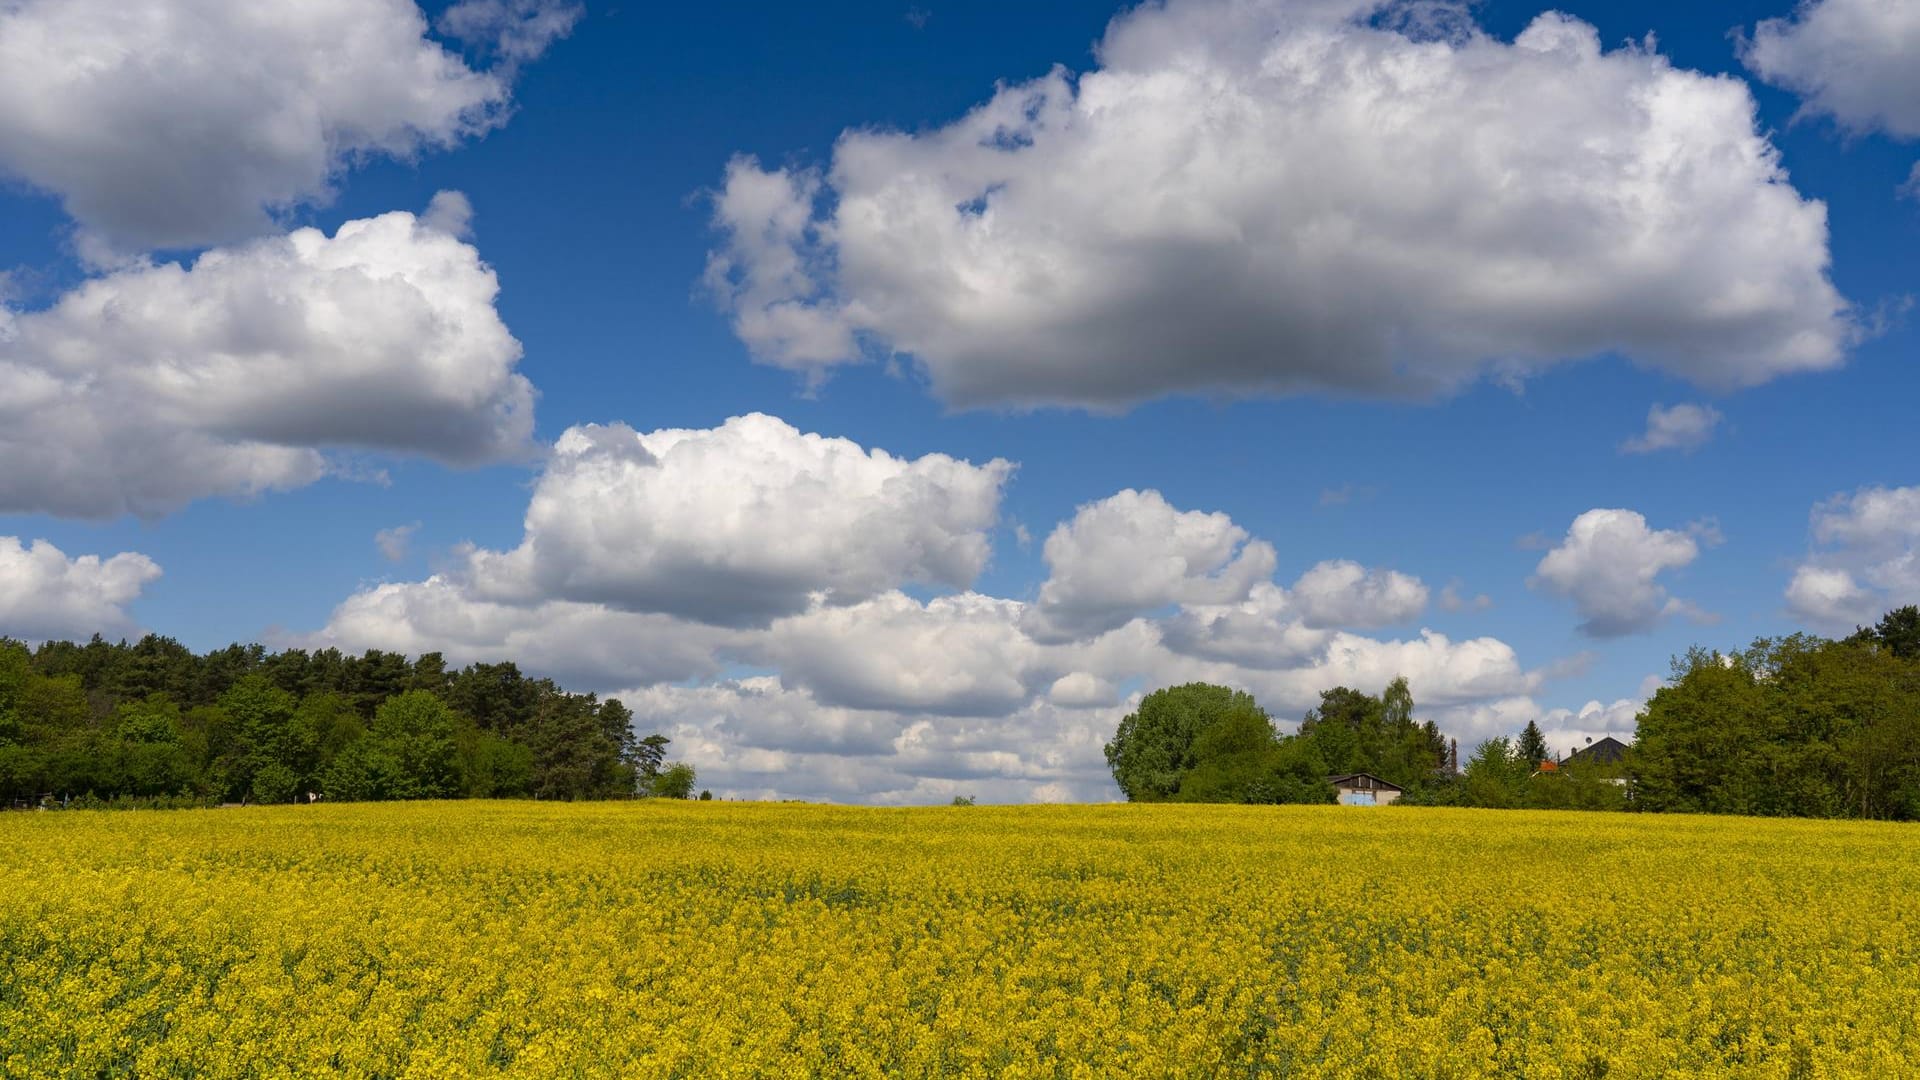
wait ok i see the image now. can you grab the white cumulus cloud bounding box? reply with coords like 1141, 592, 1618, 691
1263, 629, 1535, 714
1047, 672, 1118, 709
1025, 489, 1276, 640
1786, 485, 1920, 629
0, 204, 535, 518
461, 414, 1012, 626
751, 592, 1040, 717
1786, 566, 1878, 628
1530, 509, 1706, 637
1742, 0, 1920, 138
1291, 560, 1429, 629
0, 0, 567, 253
0, 538, 161, 643
1536, 673, 1664, 757
709, 0, 1851, 410
302, 576, 736, 692
1157, 583, 1333, 670
1423, 696, 1546, 749
624, 679, 1124, 805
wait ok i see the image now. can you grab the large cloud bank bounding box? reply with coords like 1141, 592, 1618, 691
0, 0, 575, 252
708, 0, 1851, 409
0, 202, 536, 518
302, 414, 1594, 803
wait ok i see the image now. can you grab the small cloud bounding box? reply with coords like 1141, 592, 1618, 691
1438, 579, 1493, 613
1292, 559, 1428, 629
375, 522, 421, 563
905, 6, 931, 29
1540, 650, 1599, 681
1662, 597, 1720, 626
438, 0, 582, 67
1857, 294, 1914, 343
1621, 403, 1722, 455
325, 458, 393, 488
1687, 517, 1726, 548
1319, 483, 1373, 507
1012, 522, 1033, 550
1902, 162, 1920, 201
1515, 531, 1554, 551
422, 191, 474, 239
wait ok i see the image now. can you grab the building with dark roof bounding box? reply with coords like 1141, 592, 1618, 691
1563, 736, 1629, 767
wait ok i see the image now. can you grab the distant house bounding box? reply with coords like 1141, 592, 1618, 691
1329, 773, 1403, 806
1563, 736, 1630, 767
1557, 737, 1631, 787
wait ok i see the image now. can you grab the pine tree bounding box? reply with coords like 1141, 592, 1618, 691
1517, 720, 1549, 768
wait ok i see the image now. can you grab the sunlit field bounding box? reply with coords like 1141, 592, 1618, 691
4, 802, 1917, 1078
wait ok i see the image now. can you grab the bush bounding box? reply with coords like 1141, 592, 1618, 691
650, 762, 696, 799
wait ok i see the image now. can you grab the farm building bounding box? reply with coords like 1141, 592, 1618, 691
1329, 773, 1403, 806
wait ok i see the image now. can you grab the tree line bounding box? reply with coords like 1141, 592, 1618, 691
1450, 606, 1920, 817
1629, 606, 1920, 819
1107, 606, 1920, 820
1103, 677, 1452, 804
0, 635, 697, 808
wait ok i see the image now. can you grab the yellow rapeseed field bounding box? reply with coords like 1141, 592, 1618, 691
2, 802, 1917, 1078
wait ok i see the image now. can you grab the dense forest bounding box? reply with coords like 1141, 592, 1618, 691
0, 635, 694, 808
1107, 607, 1920, 821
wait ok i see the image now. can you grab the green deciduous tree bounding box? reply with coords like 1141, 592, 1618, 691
1298, 679, 1446, 791
219, 674, 299, 800
370, 690, 461, 799
1105, 683, 1263, 800
458, 729, 536, 798
650, 762, 697, 800
1462, 737, 1531, 809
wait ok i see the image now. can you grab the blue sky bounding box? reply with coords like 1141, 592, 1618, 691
1, 0, 1916, 801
